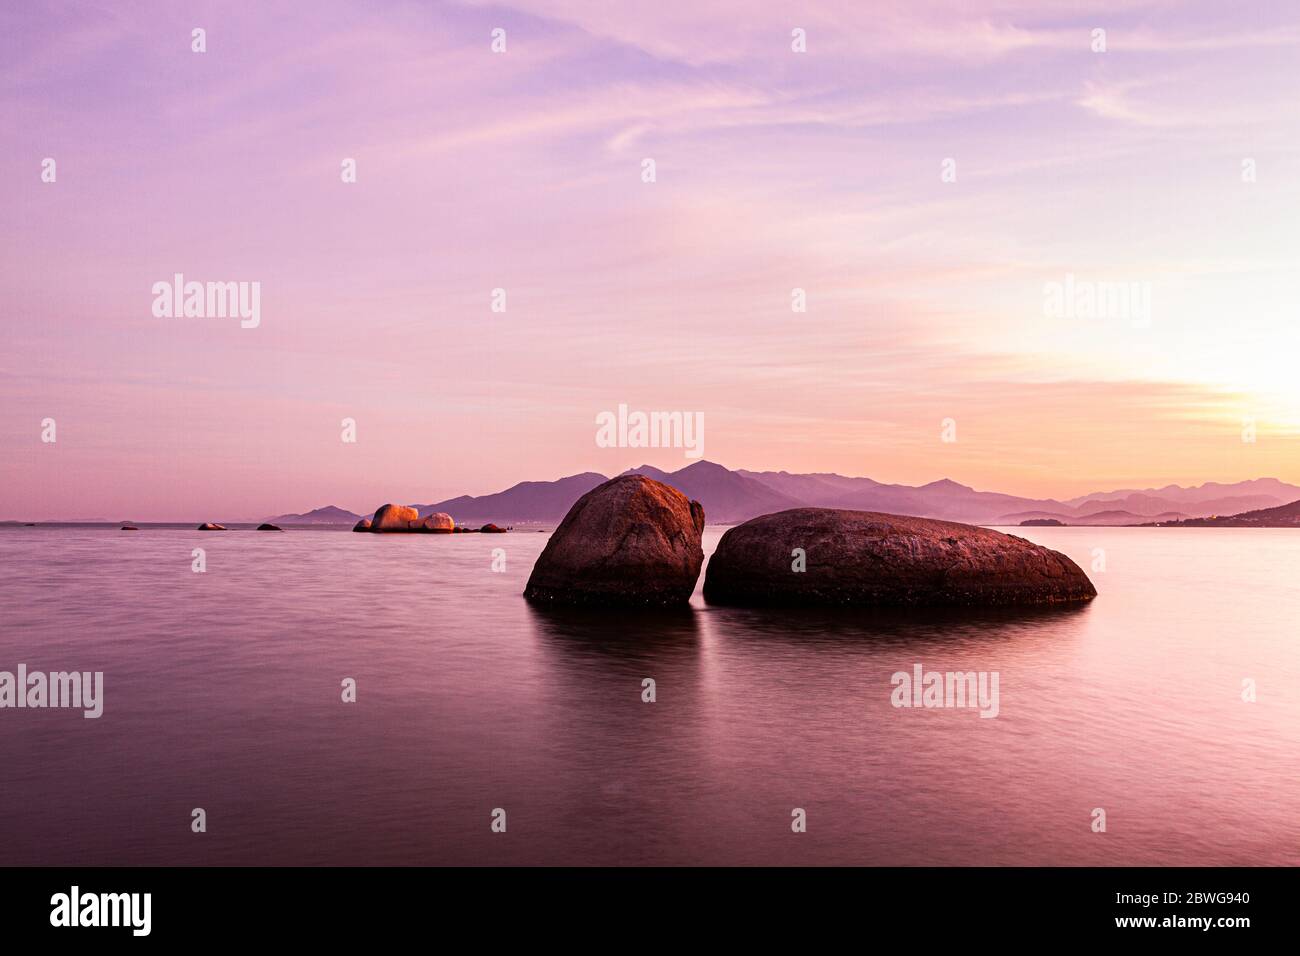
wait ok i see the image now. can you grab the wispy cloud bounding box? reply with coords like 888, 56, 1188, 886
3, 0, 1300, 517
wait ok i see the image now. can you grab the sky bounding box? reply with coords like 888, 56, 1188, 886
3, 0, 1300, 519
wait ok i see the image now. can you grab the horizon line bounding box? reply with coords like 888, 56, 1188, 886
5, 459, 1297, 524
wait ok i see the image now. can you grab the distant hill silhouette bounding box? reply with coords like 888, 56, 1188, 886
1064, 478, 1300, 507
622, 462, 800, 524
264, 505, 362, 525
1144, 498, 1300, 527
415, 472, 607, 523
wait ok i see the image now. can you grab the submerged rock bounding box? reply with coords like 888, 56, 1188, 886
524, 475, 705, 608
370, 504, 420, 532
197, 523, 227, 531
703, 508, 1097, 607
256, 523, 283, 531
120, 525, 138, 531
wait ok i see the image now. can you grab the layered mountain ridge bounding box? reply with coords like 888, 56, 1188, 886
268, 463, 1300, 527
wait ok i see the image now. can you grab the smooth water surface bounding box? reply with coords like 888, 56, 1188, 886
1, 526, 1297, 865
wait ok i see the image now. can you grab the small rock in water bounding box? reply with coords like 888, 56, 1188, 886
422, 512, 455, 534
370, 504, 420, 532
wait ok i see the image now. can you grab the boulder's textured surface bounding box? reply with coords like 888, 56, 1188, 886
256, 523, 283, 531
370, 504, 420, 532
524, 475, 706, 608
422, 512, 454, 533
352, 518, 372, 532
703, 508, 1097, 607
197, 523, 227, 531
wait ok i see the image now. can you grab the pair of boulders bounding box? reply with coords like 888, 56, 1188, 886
354, 507, 511, 535
524, 477, 1096, 608
364, 505, 454, 533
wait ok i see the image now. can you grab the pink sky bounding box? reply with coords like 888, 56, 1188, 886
3, 0, 1300, 519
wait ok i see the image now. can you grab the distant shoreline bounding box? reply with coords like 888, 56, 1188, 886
5, 520, 1298, 531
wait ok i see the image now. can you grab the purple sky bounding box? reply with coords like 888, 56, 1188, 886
4, 1, 1300, 519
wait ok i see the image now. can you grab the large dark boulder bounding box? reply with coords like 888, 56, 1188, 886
197, 523, 227, 531
524, 475, 705, 608
257, 523, 283, 531
352, 518, 372, 532
703, 508, 1096, 607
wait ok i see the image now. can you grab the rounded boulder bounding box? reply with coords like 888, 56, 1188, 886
703, 508, 1097, 607
370, 504, 420, 532
422, 512, 454, 533
524, 475, 705, 608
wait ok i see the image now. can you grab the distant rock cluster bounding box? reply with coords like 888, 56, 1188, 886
354, 506, 510, 535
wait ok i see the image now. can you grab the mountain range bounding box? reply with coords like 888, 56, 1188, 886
265, 462, 1300, 527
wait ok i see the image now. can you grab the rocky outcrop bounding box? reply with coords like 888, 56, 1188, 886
703, 508, 1097, 607
524, 475, 705, 608
422, 512, 454, 534
257, 523, 283, 531
480, 523, 507, 533
369, 504, 420, 532
197, 523, 227, 531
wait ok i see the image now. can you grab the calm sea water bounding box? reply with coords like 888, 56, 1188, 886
0, 525, 1297, 866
